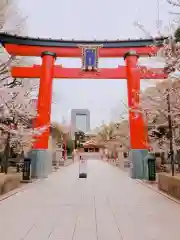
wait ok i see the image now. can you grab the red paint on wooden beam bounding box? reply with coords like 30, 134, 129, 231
11, 65, 167, 79
125, 54, 148, 149
33, 54, 55, 149
12, 65, 41, 78
12, 66, 124, 78
5, 44, 160, 57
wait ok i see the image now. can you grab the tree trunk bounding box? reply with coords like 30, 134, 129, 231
176, 150, 180, 172
3, 133, 10, 174
1, 159, 4, 173
167, 90, 175, 176
0, 152, 4, 173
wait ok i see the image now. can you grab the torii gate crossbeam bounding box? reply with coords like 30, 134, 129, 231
11, 65, 167, 79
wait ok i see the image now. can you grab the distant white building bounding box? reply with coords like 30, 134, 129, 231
70, 109, 90, 135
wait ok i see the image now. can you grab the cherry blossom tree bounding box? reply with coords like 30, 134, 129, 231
167, 0, 180, 8
0, 0, 27, 34
132, 2, 180, 175
0, 0, 28, 85
0, 1, 44, 173
95, 121, 129, 159
0, 84, 48, 173
137, 77, 180, 174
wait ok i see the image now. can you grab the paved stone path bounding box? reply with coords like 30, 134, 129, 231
0, 160, 180, 240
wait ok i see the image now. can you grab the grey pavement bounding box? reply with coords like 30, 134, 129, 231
0, 160, 180, 240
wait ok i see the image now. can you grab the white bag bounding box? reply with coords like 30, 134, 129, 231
79, 154, 87, 178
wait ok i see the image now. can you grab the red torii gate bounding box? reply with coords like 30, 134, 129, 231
0, 33, 167, 178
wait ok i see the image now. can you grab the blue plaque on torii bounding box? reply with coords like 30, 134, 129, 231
78, 45, 103, 71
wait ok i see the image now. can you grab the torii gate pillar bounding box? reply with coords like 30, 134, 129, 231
124, 51, 148, 179
29, 51, 56, 178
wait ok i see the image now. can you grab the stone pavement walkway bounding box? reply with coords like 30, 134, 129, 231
0, 160, 180, 240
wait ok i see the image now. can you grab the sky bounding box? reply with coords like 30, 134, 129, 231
17, 0, 174, 129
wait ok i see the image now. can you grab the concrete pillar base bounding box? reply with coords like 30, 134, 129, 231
129, 149, 148, 179
28, 150, 52, 179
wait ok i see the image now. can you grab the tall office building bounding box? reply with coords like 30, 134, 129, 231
71, 109, 90, 134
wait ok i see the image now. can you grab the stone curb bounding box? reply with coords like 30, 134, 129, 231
136, 179, 180, 206
0, 160, 76, 202
105, 159, 180, 206
0, 178, 42, 202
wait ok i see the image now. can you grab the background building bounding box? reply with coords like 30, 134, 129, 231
70, 109, 90, 135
